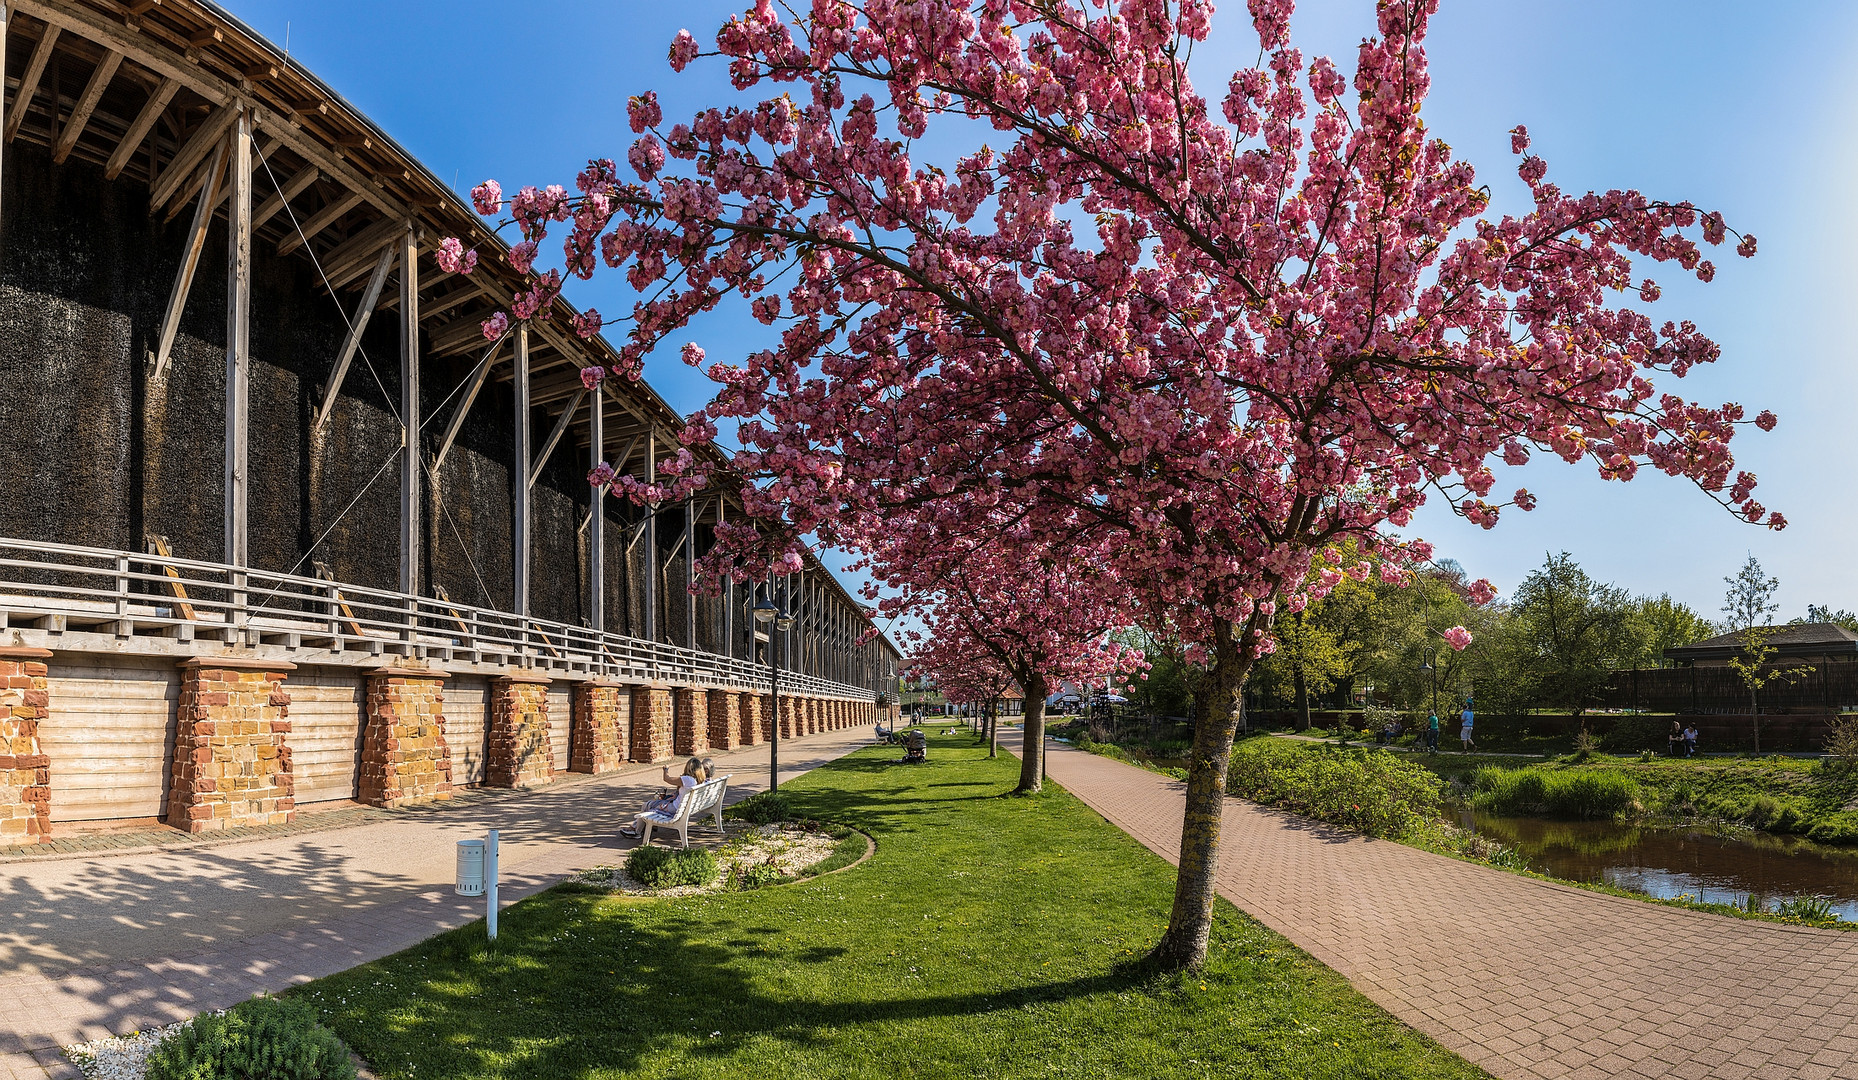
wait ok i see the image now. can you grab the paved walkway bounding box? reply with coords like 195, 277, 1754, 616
0, 726, 875, 1079
1024, 732, 1858, 1080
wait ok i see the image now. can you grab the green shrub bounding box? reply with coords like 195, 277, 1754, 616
729, 861, 788, 891
1775, 895, 1838, 921
625, 845, 718, 889
725, 791, 792, 825
1473, 767, 1639, 820
146, 997, 355, 1080
1598, 714, 1672, 754
1227, 742, 1444, 839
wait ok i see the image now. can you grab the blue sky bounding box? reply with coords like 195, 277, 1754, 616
223, 0, 1858, 623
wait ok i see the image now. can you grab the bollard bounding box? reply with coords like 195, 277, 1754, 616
487, 828, 500, 942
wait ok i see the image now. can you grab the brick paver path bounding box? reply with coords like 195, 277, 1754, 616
1029, 733, 1858, 1080
0, 725, 876, 1079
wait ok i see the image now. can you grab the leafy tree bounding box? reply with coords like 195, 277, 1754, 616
1722, 554, 1780, 632
1802, 605, 1858, 633
1725, 626, 1812, 754
1255, 606, 1354, 730
1625, 594, 1717, 668
1510, 553, 1643, 716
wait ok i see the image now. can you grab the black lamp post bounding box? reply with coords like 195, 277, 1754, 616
1421, 659, 1438, 720
754, 592, 795, 790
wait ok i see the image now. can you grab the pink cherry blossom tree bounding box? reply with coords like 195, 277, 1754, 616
442, 0, 1778, 968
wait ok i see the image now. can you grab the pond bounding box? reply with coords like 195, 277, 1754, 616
1466, 813, 1858, 920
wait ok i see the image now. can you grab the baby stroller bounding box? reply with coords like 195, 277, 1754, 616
896, 729, 928, 764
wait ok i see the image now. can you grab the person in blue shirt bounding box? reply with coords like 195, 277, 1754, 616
1459, 706, 1476, 752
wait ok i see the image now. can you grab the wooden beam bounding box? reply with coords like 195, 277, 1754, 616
248, 103, 405, 221
50, 49, 121, 163
275, 189, 363, 257
429, 312, 499, 356
527, 387, 585, 489
399, 223, 420, 597
644, 432, 656, 642
104, 75, 177, 179
589, 389, 604, 634
1, 5, 8, 212
432, 336, 500, 469
312, 244, 394, 433
148, 102, 235, 211
225, 109, 252, 570
145, 536, 197, 621
15, 0, 225, 105
319, 213, 411, 288
149, 138, 226, 378
685, 497, 697, 651
4, 23, 60, 144
513, 323, 531, 617
251, 162, 318, 228
208, 133, 278, 214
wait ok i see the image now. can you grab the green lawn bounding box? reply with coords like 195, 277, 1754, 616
299, 727, 1488, 1079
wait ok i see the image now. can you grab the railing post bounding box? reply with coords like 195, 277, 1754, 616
325, 580, 341, 641
115, 553, 131, 636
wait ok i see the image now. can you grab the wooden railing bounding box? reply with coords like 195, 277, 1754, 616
0, 537, 874, 699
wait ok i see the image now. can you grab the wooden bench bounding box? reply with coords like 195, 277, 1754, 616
639, 774, 731, 849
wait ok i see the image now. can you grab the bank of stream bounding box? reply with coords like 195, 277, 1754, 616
1464, 813, 1858, 918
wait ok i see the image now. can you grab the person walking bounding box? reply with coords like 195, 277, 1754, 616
1459, 705, 1476, 752
1426, 711, 1440, 753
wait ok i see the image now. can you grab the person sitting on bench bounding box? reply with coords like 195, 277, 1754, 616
620, 756, 710, 838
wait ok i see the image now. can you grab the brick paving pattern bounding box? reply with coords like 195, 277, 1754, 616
0, 724, 876, 1079
1032, 735, 1858, 1080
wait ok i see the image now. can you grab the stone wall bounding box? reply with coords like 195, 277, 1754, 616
487, 674, 553, 788
630, 685, 674, 763
0, 648, 52, 843
360, 668, 453, 808
570, 681, 628, 774
674, 687, 710, 756
740, 694, 764, 745
707, 690, 741, 750
167, 659, 295, 833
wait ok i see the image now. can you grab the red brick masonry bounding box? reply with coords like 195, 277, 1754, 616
570, 680, 628, 774
0, 646, 53, 843
488, 673, 553, 789
168, 657, 297, 833
361, 666, 453, 808
630, 685, 675, 763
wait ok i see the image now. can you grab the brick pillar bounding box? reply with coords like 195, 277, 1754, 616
807, 698, 820, 735
630, 685, 675, 762
760, 694, 777, 741
0, 647, 52, 844
674, 687, 710, 756
360, 666, 453, 808
168, 658, 296, 834
570, 680, 628, 774
781, 696, 799, 739
487, 673, 553, 789
740, 693, 763, 745
708, 690, 741, 750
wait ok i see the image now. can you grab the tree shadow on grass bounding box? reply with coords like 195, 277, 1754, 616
312, 889, 1168, 1080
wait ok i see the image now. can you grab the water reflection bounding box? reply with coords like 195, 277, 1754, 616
1467, 813, 1858, 919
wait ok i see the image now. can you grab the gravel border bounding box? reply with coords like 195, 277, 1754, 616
575, 822, 847, 896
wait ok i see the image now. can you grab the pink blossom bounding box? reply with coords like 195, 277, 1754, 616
1754, 410, 1777, 431
628, 92, 663, 134
681, 342, 706, 366
1467, 579, 1498, 606
1513, 489, 1537, 511
480, 311, 509, 340
668, 28, 699, 71
1510, 125, 1530, 154
580, 365, 607, 390
572, 310, 604, 338
1443, 626, 1473, 652
470, 179, 502, 216
508, 240, 538, 275
435, 237, 477, 275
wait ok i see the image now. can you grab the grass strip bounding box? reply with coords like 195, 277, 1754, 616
296, 727, 1490, 1079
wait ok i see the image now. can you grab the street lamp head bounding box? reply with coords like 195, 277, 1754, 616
753, 597, 778, 624
775, 612, 795, 632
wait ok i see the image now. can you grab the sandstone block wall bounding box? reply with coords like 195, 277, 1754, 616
168, 660, 295, 833
571, 682, 628, 774
740, 694, 764, 746
361, 668, 453, 808
707, 690, 740, 750
0, 648, 52, 843
488, 675, 553, 789
630, 685, 674, 762
674, 687, 710, 756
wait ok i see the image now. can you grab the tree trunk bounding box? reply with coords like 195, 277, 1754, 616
1150, 622, 1252, 971
987, 702, 998, 757
1295, 666, 1310, 731
1016, 672, 1050, 793
1752, 686, 1760, 755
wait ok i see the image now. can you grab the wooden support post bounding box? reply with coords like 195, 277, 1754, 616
1, 4, 8, 225
398, 224, 420, 598
314, 244, 394, 433
224, 110, 251, 570
150, 139, 225, 377
720, 501, 733, 660
589, 389, 604, 634
251, 163, 317, 228
685, 497, 697, 651
644, 433, 657, 643
148, 103, 236, 211
4, 21, 57, 145
513, 323, 531, 618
